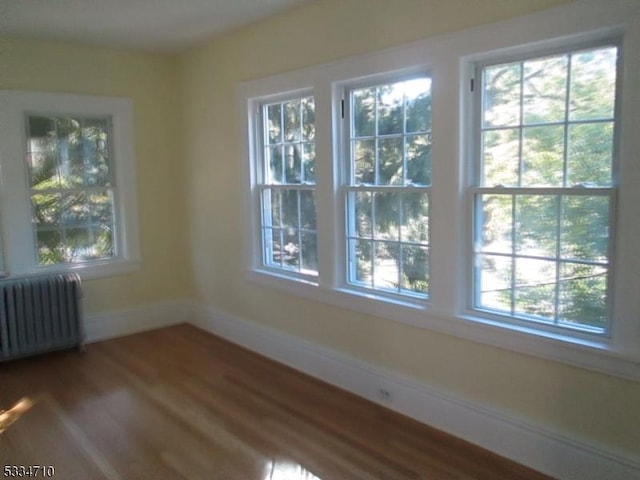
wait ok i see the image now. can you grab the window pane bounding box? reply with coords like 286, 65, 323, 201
351, 239, 372, 286
482, 128, 519, 186
266, 228, 283, 267
522, 125, 564, 187
514, 258, 557, 320
61, 192, 89, 228
281, 189, 298, 229
479, 194, 512, 255
301, 231, 318, 274
401, 245, 429, 294
406, 134, 431, 186
405, 79, 431, 133
282, 229, 300, 269
80, 118, 111, 187
353, 88, 375, 137
569, 47, 617, 121
302, 97, 315, 141
284, 144, 302, 183
27, 151, 60, 190
377, 85, 403, 135
515, 195, 558, 258
478, 254, 512, 312
353, 191, 372, 238
267, 189, 282, 228
36, 229, 64, 265
378, 137, 403, 185
559, 263, 607, 329
400, 192, 429, 244
89, 191, 115, 258
374, 241, 399, 290
32, 192, 62, 226
482, 62, 521, 128
267, 104, 282, 144
300, 190, 316, 231
267, 145, 283, 183
302, 143, 316, 184
284, 99, 301, 142
353, 139, 375, 184
560, 196, 609, 262
567, 122, 613, 186
373, 192, 399, 241
523, 55, 568, 125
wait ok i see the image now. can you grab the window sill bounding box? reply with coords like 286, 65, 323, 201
10, 257, 142, 281
247, 268, 640, 382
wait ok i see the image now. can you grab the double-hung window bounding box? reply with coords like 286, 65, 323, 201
345, 77, 432, 299
0, 91, 140, 278
241, 0, 640, 378
257, 94, 317, 278
26, 115, 115, 265
471, 43, 619, 335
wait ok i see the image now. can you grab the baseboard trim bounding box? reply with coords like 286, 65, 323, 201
190, 302, 640, 480
83, 300, 192, 342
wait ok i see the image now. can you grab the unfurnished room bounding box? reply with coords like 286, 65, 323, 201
0, 1, 639, 479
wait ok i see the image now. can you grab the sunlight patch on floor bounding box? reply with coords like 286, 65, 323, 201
0, 397, 35, 434
263, 460, 322, 480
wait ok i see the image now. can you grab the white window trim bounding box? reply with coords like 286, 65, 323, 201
238, 0, 640, 382
0, 91, 141, 279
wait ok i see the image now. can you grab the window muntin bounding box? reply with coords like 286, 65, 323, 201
346, 77, 432, 298
259, 96, 318, 276
26, 115, 116, 265
473, 45, 618, 334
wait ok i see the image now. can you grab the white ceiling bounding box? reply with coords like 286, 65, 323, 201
0, 0, 312, 52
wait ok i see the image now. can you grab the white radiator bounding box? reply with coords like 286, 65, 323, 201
0, 273, 84, 361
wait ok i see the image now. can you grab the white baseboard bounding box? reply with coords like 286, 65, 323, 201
190, 302, 640, 480
83, 299, 192, 342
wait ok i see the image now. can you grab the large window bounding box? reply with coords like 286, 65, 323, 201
0, 91, 140, 278
472, 44, 618, 334
345, 78, 432, 298
240, 0, 640, 379
258, 95, 317, 278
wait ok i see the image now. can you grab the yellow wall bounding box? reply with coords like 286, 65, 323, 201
0, 38, 193, 314
180, 0, 640, 459
1, 0, 638, 462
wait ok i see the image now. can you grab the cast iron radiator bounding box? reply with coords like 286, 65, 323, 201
0, 273, 84, 361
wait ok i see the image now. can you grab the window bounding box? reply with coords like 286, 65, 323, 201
0, 91, 140, 278
472, 44, 618, 335
27, 115, 115, 265
345, 78, 432, 298
240, 0, 640, 379
258, 95, 317, 278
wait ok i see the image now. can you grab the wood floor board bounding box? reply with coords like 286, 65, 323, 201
0, 324, 554, 480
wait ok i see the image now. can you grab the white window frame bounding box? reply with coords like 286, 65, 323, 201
254, 91, 318, 282
341, 74, 433, 303
468, 39, 621, 339
239, 0, 640, 381
0, 91, 141, 279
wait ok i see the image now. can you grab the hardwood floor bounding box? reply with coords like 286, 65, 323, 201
0, 325, 553, 480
